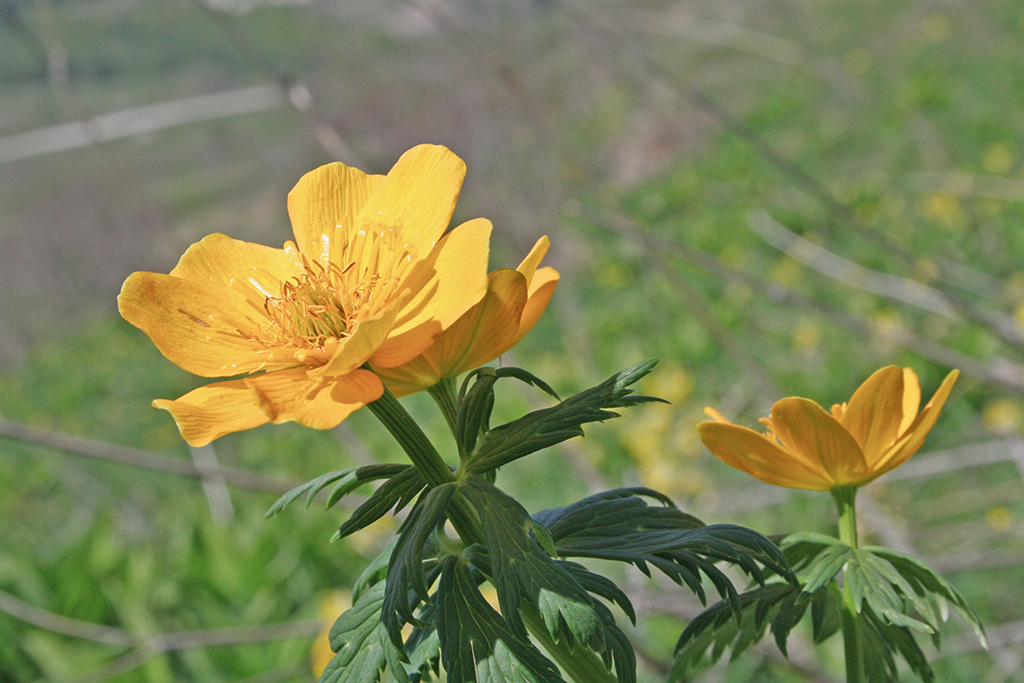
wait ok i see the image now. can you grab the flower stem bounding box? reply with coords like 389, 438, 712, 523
427, 377, 460, 440
369, 383, 611, 683
832, 485, 866, 683
366, 386, 455, 487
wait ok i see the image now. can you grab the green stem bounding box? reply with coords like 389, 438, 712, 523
832, 485, 866, 683
366, 386, 455, 487
521, 602, 618, 683
368, 384, 610, 683
427, 377, 460, 440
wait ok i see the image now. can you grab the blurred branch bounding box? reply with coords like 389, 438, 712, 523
190, 0, 363, 166
749, 212, 960, 319
0, 587, 320, 683
587, 209, 1024, 393
0, 86, 286, 165
0, 418, 296, 493
555, 0, 1024, 358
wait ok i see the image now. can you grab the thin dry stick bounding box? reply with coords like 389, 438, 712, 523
554, 0, 1024, 358
0, 418, 297, 493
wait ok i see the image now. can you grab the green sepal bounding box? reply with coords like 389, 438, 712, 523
436, 554, 565, 683
382, 483, 456, 647
333, 466, 428, 541
264, 464, 411, 519
459, 478, 608, 655
463, 360, 665, 475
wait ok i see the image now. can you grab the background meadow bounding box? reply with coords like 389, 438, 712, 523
1, 1, 1023, 681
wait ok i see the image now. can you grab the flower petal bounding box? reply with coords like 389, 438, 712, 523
119, 272, 267, 377
154, 380, 269, 447
897, 367, 922, 437
288, 162, 385, 263
316, 297, 403, 377
246, 367, 382, 428
838, 365, 906, 465
770, 398, 869, 486
354, 144, 467, 257
516, 235, 551, 282
513, 266, 558, 346
371, 217, 491, 368
871, 369, 959, 477
698, 421, 836, 491
169, 232, 302, 290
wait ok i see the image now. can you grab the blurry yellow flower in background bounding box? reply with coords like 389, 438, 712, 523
374, 236, 559, 397
119, 144, 491, 446
699, 366, 959, 491
311, 590, 352, 677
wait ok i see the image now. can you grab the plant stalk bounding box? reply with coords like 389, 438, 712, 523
833, 485, 866, 683
369, 384, 613, 683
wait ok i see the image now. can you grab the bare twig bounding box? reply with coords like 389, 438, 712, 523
0, 418, 297, 493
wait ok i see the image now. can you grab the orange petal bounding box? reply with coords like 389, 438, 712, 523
513, 267, 558, 346
354, 144, 467, 258
698, 421, 836, 491
838, 366, 906, 465
872, 369, 959, 477
119, 272, 267, 377
373, 354, 442, 399
168, 233, 302, 291
249, 368, 383, 429
316, 298, 403, 377
897, 367, 922, 437
287, 162, 385, 263
516, 236, 551, 282
154, 380, 270, 447
371, 218, 491, 368
770, 398, 868, 486
297, 369, 383, 429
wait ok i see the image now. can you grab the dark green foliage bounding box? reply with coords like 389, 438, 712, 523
464, 360, 665, 475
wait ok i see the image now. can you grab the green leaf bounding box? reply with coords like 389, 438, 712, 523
321, 556, 411, 683
460, 479, 609, 656
382, 483, 455, 647
851, 550, 934, 634
464, 360, 665, 475
436, 555, 565, 683
671, 582, 806, 680
809, 583, 842, 643
861, 546, 987, 649
334, 466, 428, 541
778, 531, 843, 573
264, 464, 414, 519
536, 488, 791, 609
798, 542, 854, 596
455, 366, 559, 460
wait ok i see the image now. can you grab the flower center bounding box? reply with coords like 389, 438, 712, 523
264, 260, 355, 350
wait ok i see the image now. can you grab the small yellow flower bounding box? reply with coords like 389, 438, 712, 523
699, 366, 959, 491
119, 145, 491, 446
374, 237, 558, 397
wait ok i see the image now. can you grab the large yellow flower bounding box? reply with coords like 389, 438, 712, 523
374, 236, 559, 397
699, 366, 959, 491
119, 145, 491, 447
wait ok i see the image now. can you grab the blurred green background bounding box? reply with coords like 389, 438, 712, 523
1, 0, 1023, 681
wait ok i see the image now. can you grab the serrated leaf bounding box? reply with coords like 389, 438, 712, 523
265, 465, 414, 519
334, 466, 428, 541
436, 555, 565, 683
810, 583, 842, 643
460, 478, 608, 658
855, 551, 935, 634
535, 488, 791, 611
464, 360, 665, 475
671, 582, 802, 680
861, 546, 987, 649
799, 542, 854, 596
382, 483, 456, 647
321, 570, 410, 683
265, 468, 350, 518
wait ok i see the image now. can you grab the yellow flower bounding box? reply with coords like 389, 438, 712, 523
374, 236, 559, 397
699, 366, 959, 491
119, 145, 491, 446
